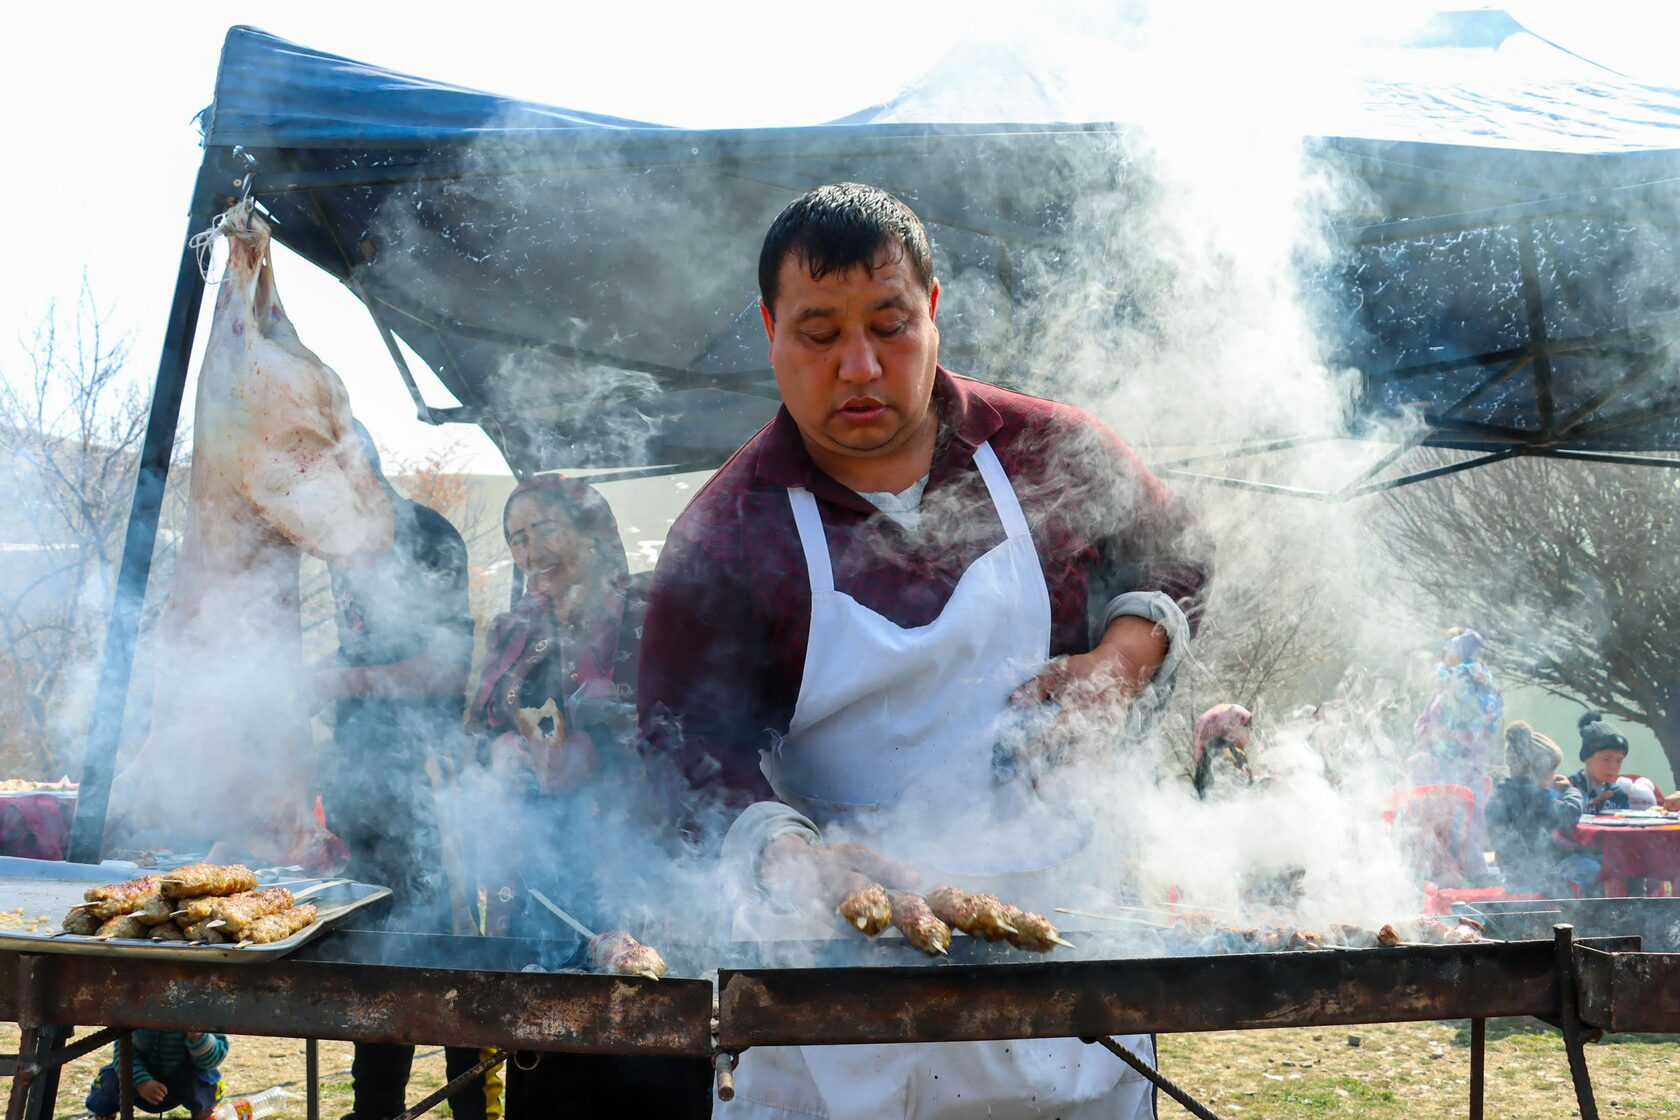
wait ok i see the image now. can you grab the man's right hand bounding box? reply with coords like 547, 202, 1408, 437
760, 834, 921, 909
136, 1080, 168, 1107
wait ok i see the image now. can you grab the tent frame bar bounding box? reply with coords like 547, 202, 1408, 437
244, 125, 1122, 197
1345, 175, 1680, 246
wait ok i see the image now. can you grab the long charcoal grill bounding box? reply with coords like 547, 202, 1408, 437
0, 924, 1642, 1120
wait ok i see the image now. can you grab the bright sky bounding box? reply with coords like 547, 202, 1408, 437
2, 2, 1678, 475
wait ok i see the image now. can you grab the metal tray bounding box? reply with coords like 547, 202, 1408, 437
0, 856, 389, 963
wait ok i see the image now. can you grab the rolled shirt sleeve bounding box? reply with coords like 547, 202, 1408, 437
719, 799, 822, 897
1101, 589, 1192, 686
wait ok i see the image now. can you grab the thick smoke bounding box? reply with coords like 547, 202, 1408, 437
96, 6, 1662, 970
393, 7, 1500, 964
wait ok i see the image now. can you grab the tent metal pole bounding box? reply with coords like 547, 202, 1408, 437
356, 286, 440, 423
1552, 348, 1674, 437
1515, 221, 1557, 436
67, 157, 223, 863
1344, 447, 1525, 497
1531, 448, 1680, 469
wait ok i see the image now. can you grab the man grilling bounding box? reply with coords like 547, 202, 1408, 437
639, 183, 1213, 1118
313, 422, 487, 1120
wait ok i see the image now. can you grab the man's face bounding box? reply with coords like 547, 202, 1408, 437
1584, 749, 1624, 786
761, 248, 939, 465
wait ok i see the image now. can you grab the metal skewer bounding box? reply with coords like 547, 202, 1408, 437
528, 889, 662, 981
1114, 897, 1243, 918
1054, 907, 1173, 930
289, 879, 347, 902
527, 888, 597, 940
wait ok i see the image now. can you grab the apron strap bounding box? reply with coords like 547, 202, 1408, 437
787, 487, 835, 593
788, 442, 1028, 596
973, 442, 1032, 540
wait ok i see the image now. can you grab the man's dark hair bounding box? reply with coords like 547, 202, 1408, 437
758, 183, 935, 316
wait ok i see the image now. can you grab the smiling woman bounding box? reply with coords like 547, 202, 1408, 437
466, 473, 711, 1115
470, 476, 629, 763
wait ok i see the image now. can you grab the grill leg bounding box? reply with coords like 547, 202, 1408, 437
118, 1031, 134, 1120
306, 1037, 320, 1120
23, 1028, 69, 1120
5, 1028, 38, 1120
1554, 924, 1600, 1120
1469, 1018, 1485, 1120
1086, 1036, 1222, 1120
7, 956, 61, 1120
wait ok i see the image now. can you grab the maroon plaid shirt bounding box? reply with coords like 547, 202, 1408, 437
637, 369, 1213, 821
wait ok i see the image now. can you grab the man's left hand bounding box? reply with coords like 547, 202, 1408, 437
1004, 616, 1168, 775
1011, 615, 1168, 712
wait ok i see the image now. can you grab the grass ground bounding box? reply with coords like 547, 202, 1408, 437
1158, 1021, 1680, 1118
3, 1019, 1678, 1117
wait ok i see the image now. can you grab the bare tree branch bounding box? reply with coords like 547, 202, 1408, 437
1378, 450, 1680, 784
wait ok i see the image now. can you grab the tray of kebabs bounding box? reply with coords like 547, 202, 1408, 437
0, 856, 389, 962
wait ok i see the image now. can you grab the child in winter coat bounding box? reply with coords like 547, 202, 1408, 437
1487, 722, 1585, 895
86, 1030, 227, 1119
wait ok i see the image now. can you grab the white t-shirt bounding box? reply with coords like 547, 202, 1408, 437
856, 475, 930, 533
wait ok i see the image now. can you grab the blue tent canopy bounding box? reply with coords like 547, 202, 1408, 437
198, 15, 1680, 476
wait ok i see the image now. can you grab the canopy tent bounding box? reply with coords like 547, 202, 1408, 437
191, 13, 1680, 483
67, 11, 1680, 858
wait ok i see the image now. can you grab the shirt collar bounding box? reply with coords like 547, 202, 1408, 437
753, 367, 1004, 495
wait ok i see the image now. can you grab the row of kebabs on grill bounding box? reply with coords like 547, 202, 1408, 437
838, 882, 1072, 956
1164, 912, 1482, 955
60, 864, 318, 946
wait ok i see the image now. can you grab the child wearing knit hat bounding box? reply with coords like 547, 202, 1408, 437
1569, 711, 1661, 813
1487, 722, 1587, 894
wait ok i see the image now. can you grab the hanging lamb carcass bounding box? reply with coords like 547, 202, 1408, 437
109, 200, 394, 871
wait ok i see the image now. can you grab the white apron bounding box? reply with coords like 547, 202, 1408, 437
724, 442, 1156, 1120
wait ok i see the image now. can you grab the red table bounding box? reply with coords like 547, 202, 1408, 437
1573, 817, 1680, 896
0, 793, 75, 861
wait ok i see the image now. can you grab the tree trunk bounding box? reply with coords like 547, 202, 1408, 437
1652, 693, 1680, 794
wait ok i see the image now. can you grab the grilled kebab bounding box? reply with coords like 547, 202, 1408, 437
589, 931, 667, 980
178, 887, 295, 934
889, 892, 952, 956
240, 904, 318, 945
838, 881, 893, 937
926, 886, 1019, 942
161, 863, 258, 899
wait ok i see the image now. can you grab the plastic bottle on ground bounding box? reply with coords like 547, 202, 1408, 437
210, 1085, 292, 1120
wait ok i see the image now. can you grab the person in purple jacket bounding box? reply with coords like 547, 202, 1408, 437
637, 182, 1213, 1120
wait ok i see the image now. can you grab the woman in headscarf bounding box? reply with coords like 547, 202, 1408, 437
1412, 628, 1503, 880
469, 476, 710, 1119
1191, 703, 1255, 800
472, 475, 630, 792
